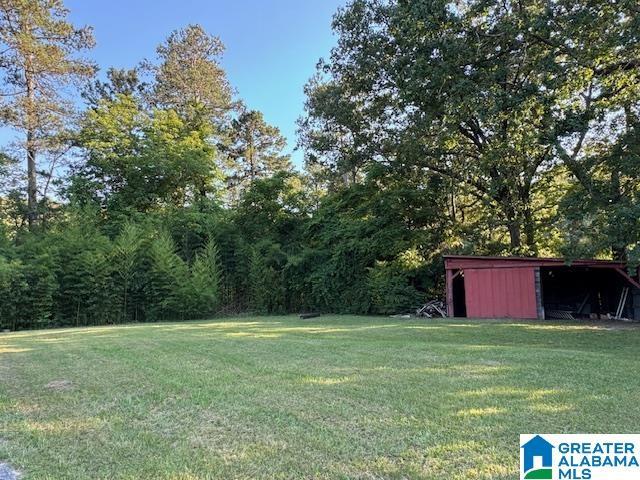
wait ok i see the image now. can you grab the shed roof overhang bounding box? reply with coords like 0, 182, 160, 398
444, 255, 627, 270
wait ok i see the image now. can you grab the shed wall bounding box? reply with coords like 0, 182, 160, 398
464, 267, 537, 319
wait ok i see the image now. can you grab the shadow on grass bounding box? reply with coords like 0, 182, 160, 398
3, 318, 639, 363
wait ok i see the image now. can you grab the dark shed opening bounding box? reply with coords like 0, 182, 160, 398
451, 271, 466, 318
541, 266, 636, 320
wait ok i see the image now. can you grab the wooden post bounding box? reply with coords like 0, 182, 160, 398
534, 267, 544, 320
446, 268, 454, 317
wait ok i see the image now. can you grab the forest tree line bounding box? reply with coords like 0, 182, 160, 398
0, 0, 639, 329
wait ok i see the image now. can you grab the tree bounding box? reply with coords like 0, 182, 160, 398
225, 109, 291, 202
234, 172, 308, 242
301, 0, 553, 252
70, 94, 144, 210
52, 219, 116, 325
72, 94, 222, 212
367, 258, 422, 315
300, 0, 640, 255
541, 0, 640, 261
148, 24, 234, 125
0, 255, 27, 330
0, 0, 94, 227
13, 237, 57, 328
0, 151, 26, 231
297, 167, 449, 313
112, 223, 143, 321
184, 239, 222, 317
82, 67, 148, 108
146, 231, 188, 320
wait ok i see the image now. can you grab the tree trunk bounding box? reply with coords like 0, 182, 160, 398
507, 220, 522, 251
26, 132, 37, 228
523, 205, 537, 254
25, 58, 37, 229
500, 199, 522, 251
248, 136, 256, 183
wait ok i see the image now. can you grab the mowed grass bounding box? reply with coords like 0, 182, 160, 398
1, 316, 640, 479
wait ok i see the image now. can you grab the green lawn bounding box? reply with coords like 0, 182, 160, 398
1, 316, 640, 479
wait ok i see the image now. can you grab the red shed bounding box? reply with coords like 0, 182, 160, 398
444, 255, 640, 320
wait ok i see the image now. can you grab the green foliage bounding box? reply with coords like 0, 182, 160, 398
248, 241, 287, 314
112, 223, 144, 321
0, 256, 27, 330
300, 0, 640, 258
224, 109, 291, 202
291, 172, 449, 314
149, 24, 233, 126
183, 239, 222, 318
72, 94, 221, 212
18, 250, 57, 329
53, 221, 117, 326
83, 67, 148, 106
367, 259, 423, 315
146, 231, 189, 321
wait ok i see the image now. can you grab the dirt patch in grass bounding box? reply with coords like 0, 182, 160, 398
477, 359, 502, 366
0, 463, 20, 480
45, 379, 73, 391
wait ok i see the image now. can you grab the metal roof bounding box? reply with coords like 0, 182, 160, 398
444, 255, 627, 270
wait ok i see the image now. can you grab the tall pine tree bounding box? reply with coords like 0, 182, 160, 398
0, 0, 95, 227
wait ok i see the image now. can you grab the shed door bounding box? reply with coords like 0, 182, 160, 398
464, 267, 537, 319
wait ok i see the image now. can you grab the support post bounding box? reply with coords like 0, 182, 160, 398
446, 268, 454, 317
534, 267, 544, 320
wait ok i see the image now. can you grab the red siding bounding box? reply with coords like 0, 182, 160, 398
464, 267, 537, 319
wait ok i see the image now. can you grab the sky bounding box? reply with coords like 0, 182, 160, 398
63, 0, 347, 167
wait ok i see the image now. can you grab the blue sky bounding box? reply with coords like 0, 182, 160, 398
62, 0, 347, 167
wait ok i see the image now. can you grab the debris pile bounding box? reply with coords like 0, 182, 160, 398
416, 300, 447, 318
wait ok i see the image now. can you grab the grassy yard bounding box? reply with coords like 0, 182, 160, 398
1, 316, 640, 479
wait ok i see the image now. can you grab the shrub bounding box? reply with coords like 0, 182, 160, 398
145, 231, 189, 321
183, 239, 222, 318
367, 260, 423, 315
